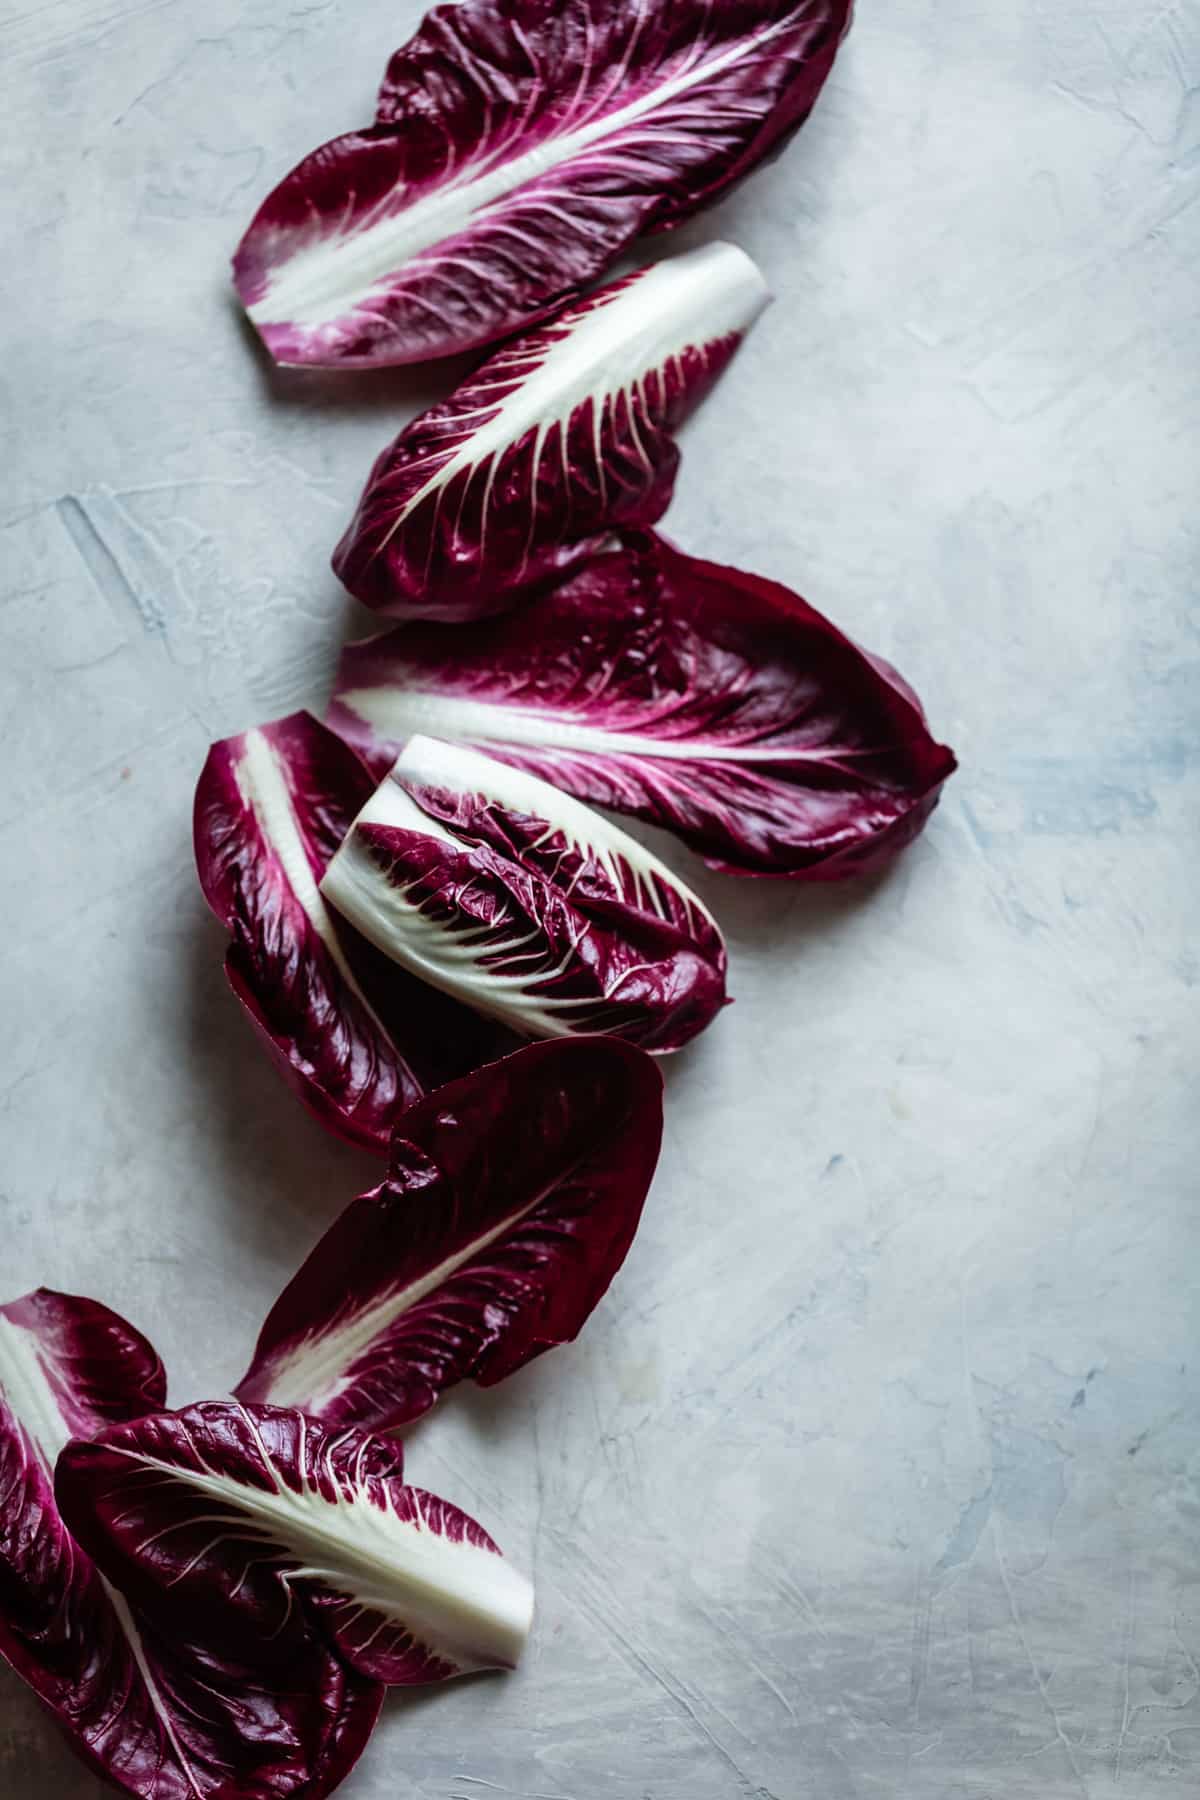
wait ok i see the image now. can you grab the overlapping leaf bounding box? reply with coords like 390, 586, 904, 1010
194, 710, 510, 1153
236, 1037, 663, 1431
0, 1290, 380, 1798
56, 1403, 534, 1688
333, 241, 768, 619
320, 734, 727, 1050
233, 0, 850, 366
330, 533, 957, 879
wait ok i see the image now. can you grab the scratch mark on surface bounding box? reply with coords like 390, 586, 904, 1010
49, 643, 129, 676
951, 798, 1049, 936
1172, 1617, 1200, 1687
750, 1551, 828, 1640
6, 0, 183, 63
112, 476, 262, 498
408, 1443, 523, 1527
0, 1064, 54, 1112
933, 1482, 995, 1576
1115, 1561, 1137, 1780
907, 1566, 931, 1715
529, 1397, 547, 1601
456, 1782, 576, 1800
993, 1516, 1090, 1796
960, 1268, 1089, 1794
958, 1263, 988, 1462
1, 579, 54, 612
1, 500, 52, 532
688, 1595, 797, 1724
55, 492, 166, 635
1126, 1410, 1182, 1456
546, 1526, 760, 1794
743, 1655, 796, 1726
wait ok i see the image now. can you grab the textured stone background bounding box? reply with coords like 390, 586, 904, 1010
3, 0, 1198, 1794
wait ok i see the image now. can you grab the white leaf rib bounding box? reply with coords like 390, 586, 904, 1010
105, 1433, 530, 1676
230, 731, 400, 1060
338, 682, 837, 767
370, 242, 765, 554
0, 1317, 76, 1475
252, 16, 793, 329
318, 734, 716, 1042
104, 1586, 208, 1800
259, 1172, 559, 1416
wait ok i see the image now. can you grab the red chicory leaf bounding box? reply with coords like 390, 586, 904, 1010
233, 0, 850, 367
194, 709, 512, 1154
329, 532, 958, 880
0, 1290, 381, 1799
235, 1036, 664, 1433
332, 240, 769, 621
319, 734, 727, 1051
56, 1403, 534, 1688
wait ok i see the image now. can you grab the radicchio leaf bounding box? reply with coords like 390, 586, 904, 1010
319, 734, 727, 1051
194, 710, 511, 1154
56, 1403, 534, 1688
332, 241, 768, 621
235, 1037, 663, 1432
329, 533, 958, 880
0, 1291, 381, 1799
233, 0, 850, 367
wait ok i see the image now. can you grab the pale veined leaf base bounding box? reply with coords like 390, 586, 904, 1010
320, 736, 723, 1045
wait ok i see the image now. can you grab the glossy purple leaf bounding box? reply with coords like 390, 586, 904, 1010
194, 710, 511, 1154
330, 533, 958, 880
332, 241, 768, 621
319, 734, 727, 1051
233, 0, 850, 367
236, 1037, 663, 1432
0, 1290, 381, 1799
56, 1403, 534, 1688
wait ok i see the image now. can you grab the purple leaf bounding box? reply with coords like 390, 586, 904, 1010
332, 241, 768, 620
233, 0, 850, 367
236, 1037, 663, 1432
56, 1403, 534, 1688
320, 734, 728, 1051
330, 533, 958, 879
0, 1290, 381, 1798
194, 710, 512, 1154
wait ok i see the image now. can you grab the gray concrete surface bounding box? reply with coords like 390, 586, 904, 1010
2, 0, 1198, 1794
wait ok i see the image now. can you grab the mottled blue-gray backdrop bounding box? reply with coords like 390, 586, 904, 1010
3, 0, 1197, 1794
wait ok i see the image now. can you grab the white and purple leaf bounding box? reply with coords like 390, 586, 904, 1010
333, 241, 768, 620
319, 734, 727, 1051
236, 1036, 663, 1432
233, 0, 849, 366
330, 533, 958, 880
194, 710, 512, 1154
0, 1290, 381, 1798
56, 1403, 534, 1688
